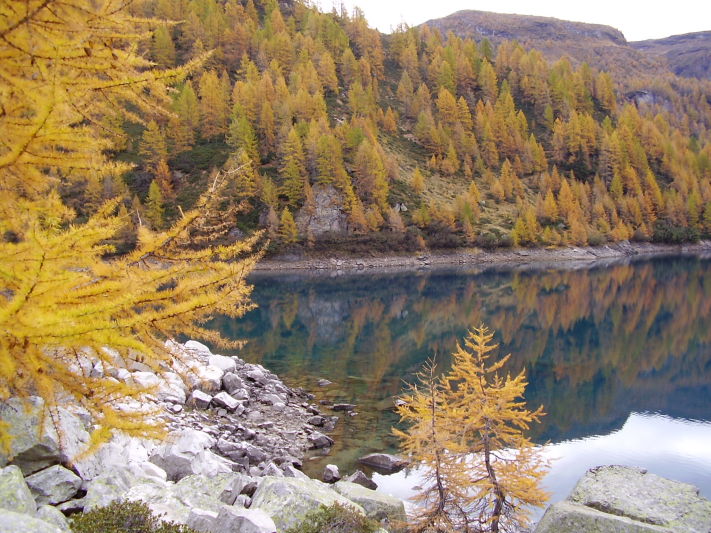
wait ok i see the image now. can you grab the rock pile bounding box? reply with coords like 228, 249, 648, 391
0, 340, 408, 533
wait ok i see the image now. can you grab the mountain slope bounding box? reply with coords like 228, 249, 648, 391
421, 10, 667, 77
631, 31, 711, 80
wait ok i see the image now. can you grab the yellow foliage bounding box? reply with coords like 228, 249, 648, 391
0, 0, 258, 455
395, 325, 549, 533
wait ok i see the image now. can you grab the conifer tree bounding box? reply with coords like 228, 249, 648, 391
395, 326, 549, 533
280, 127, 308, 206
140, 121, 169, 168
145, 180, 165, 230
412, 167, 426, 196
152, 25, 177, 69
279, 207, 299, 243
0, 0, 259, 454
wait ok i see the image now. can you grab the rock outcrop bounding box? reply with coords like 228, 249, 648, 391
534, 465, 711, 533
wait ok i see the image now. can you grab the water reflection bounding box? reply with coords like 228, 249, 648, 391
211, 255, 711, 500
375, 412, 711, 522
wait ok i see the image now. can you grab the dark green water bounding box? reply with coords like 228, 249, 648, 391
212, 255, 711, 505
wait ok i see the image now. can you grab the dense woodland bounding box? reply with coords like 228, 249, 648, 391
75, 0, 711, 253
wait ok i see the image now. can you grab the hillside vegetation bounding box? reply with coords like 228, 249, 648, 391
78, 0, 711, 255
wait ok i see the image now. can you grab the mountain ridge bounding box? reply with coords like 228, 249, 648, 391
421, 10, 711, 80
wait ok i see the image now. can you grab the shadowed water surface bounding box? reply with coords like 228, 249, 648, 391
211, 255, 711, 512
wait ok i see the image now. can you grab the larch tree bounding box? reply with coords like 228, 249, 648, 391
0, 0, 260, 455
395, 325, 549, 533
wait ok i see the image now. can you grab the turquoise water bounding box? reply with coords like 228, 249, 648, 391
212, 255, 711, 511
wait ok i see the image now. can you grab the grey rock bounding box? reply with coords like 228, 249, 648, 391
235, 494, 252, 508
323, 464, 341, 483
282, 464, 310, 480
191, 390, 213, 409
332, 403, 356, 411
307, 432, 334, 449
251, 477, 364, 531
317, 379, 332, 387
231, 388, 250, 401
208, 354, 237, 374
535, 500, 671, 532
218, 473, 254, 505
345, 470, 377, 490
534, 466, 711, 533
0, 509, 64, 533
222, 373, 244, 395
158, 372, 188, 404
307, 416, 324, 426
0, 397, 89, 476
334, 481, 407, 525
0, 465, 36, 514
36, 505, 71, 532
358, 453, 408, 473
25, 464, 82, 505
212, 507, 276, 533
295, 184, 349, 236
261, 462, 283, 477
212, 392, 240, 412
191, 365, 224, 394
244, 444, 267, 465
186, 508, 218, 532
149, 429, 233, 482
83, 463, 167, 512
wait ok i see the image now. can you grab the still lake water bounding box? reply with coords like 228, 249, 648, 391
212, 254, 711, 515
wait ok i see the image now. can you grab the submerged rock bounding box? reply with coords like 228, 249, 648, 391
534, 465, 711, 533
357, 453, 408, 473
333, 481, 407, 525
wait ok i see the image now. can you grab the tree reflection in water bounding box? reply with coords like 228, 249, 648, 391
210, 256, 711, 481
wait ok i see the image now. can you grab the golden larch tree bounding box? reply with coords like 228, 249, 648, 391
395, 325, 549, 533
0, 0, 260, 454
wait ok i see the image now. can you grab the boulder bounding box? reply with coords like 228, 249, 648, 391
307, 432, 334, 449
334, 481, 407, 525
282, 464, 310, 480
25, 464, 82, 505
534, 466, 711, 533
0, 465, 36, 514
191, 390, 213, 409
212, 392, 241, 412
250, 477, 365, 531
184, 340, 212, 357
35, 505, 71, 532
323, 464, 341, 483
0, 510, 64, 533
186, 508, 218, 532
188, 365, 224, 394
149, 429, 234, 481
345, 470, 377, 490
358, 453, 408, 473
83, 463, 168, 512
222, 373, 244, 395
208, 354, 237, 374
212, 507, 277, 533
218, 473, 255, 505
0, 397, 90, 475
332, 403, 356, 412
158, 372, 188, 405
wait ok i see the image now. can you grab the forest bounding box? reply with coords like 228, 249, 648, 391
63, 0, 711, 254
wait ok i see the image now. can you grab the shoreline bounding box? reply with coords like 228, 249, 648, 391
254, 240, 711, 274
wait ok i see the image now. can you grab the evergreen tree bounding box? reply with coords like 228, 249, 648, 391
279, 207, 299, 243
395, 326, 549, 533
280, 127, 308, 206
145, 179, 165, 230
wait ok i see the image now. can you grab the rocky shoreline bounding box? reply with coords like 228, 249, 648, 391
0, 340, 406, 533
255, 240, 711, 274
2, 339, 711, 532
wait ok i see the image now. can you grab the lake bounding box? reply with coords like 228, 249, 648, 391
211, 254, 711, 517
